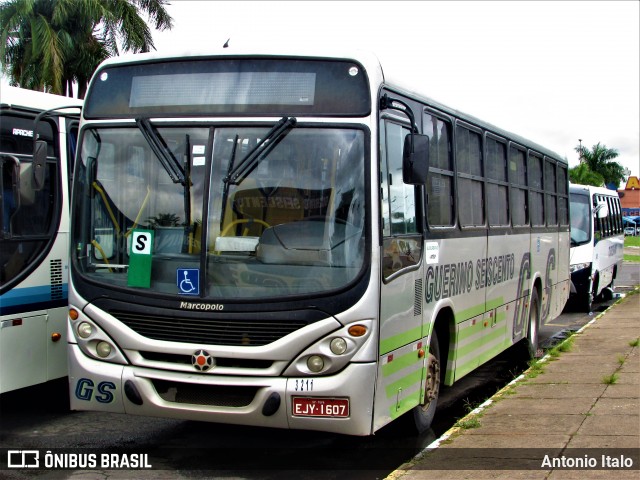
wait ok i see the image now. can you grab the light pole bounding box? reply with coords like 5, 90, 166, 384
578, 139, 583, 162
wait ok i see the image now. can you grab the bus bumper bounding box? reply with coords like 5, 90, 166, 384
68, 344, 377, 435
569, 265, 591, 296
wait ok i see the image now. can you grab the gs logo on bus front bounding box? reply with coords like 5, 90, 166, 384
75, 378, 116, 403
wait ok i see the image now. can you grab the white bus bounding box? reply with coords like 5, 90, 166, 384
68, 49, 570, 435
0, 86, 81, 393
569, 183, 624, 312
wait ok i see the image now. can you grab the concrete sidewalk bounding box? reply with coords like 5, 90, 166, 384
389, 290, 640, 479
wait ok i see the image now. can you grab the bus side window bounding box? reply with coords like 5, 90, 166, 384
529, 153, 544, 227
510, 145, 529, 227
424, 112, 454, 228
456, 124, 485, 228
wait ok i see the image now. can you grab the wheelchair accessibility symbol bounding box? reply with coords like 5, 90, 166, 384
177, 268, 199, 295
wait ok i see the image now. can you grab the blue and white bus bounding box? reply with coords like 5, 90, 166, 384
67, 48, 570, 435
569, 183, 624, 311
0, 86, 81, 393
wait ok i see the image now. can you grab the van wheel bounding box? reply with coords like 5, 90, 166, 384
412, 331, 441, 433
578, 276, 596, 312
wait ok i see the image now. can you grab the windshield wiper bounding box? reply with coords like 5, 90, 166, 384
224, 116, 297, 186
135, 117, 186, 185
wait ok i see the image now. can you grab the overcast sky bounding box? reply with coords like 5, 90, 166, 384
148, 1, 639, 180
4, 1, 638, 180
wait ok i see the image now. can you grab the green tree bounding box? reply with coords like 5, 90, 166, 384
0, 0, 173, 97
568, 162, 605, 187
575, 142, 625, 189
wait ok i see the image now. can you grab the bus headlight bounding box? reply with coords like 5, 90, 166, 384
77, 322, 93, 338
307, 355, 325, 372
68, 305, 128, 365
330, 337, 348, 355
284, 320, 373, 376
570, 262, 591, 274
96, 341, 112, 358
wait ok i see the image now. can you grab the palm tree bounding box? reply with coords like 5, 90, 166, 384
0, 0, 173, 97
568, 162, 605, 187
575, 142, 625, 189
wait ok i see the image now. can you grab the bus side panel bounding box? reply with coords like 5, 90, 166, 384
373, 340, 426, 431
531, 231, 555, 325
593, 235, 624, 297
556, 230, 571, 314
0, 236, 68, 393
0, 312, 47, 392
423, 237, 488, 385
486, 232, 531, 342
375, 260, 425, 431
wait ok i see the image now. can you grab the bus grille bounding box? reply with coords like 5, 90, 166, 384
50, 259, 63, 300
110, 310, 308, 346
152, 380, 258, 407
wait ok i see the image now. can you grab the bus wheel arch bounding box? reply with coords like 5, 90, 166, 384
411, 329, 440, 432
410, 308, 452, 433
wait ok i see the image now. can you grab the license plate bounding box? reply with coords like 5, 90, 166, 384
292, 397, 349, 418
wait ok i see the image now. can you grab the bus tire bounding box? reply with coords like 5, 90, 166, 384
523, 289, 541, 359
411, 331, 441, 433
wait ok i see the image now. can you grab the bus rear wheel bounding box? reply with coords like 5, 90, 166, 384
522, 289, 541, 359
412, 331, 441, 433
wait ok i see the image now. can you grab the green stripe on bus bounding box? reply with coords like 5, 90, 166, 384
486, 297, 504, 310
456, 319, 485, 341
385, 368, 424, 399
454, 336, 512, 380
454, 297, 505, 323
382, 350, 422, 377
380, 325, 422, 354
389, 389, 421, 420
454, 320, 508, 359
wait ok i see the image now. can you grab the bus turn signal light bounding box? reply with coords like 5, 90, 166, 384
69, 308, 79, 321
348, 325, 367, 337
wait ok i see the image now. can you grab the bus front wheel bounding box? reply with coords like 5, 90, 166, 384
412, 331, 441, 433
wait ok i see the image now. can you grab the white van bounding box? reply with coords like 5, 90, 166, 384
569, 184, 624, 311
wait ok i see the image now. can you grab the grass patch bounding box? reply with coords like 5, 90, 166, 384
618, 355, 626, 366
548, 335, 575, 357
602, 373, 619, 385
455, 416, 481, 429
630, 338, 640, 348
625, 236, 640, 247
624, 236, 640, 262
524, 360, 546, 379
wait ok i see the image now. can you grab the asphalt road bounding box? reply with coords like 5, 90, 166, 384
1, 262, 637, 479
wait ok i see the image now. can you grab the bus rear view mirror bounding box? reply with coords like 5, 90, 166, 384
32, 140, 48, 191
403, 134, 429, 185
594, 200, 609, 219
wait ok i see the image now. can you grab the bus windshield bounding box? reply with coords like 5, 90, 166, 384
72, 124, 367, 300
570, 192, 591, 246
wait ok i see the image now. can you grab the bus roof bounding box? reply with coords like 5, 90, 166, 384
570, 183, 620, 196
0, 85, 82, 113
90, 48, 565, 163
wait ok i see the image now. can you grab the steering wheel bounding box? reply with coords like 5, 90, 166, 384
220, 218, 271, 237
